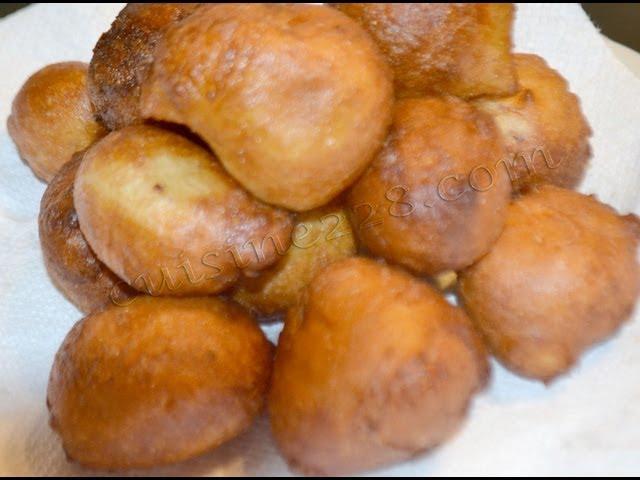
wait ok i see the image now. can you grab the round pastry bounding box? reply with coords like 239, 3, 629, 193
232, 204, 357, 318
459, 185, 640, 382
332, 3, 517, 98
8, 62, 106, 182
348, 96, 511, 276
141, 3, 393, 211
39, 150, 135, 313
47, 296, 273, 469
88, 3, 199, 130
74, 124, 293, 296
269, 257, 489, 475
474, 53, 592, 191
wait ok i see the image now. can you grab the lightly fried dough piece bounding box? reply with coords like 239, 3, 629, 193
47, 296, 273, 470
459, 185, 640, 382
474, 53, 592, 191
332, 3, 517, 99
74, 125, 293, 296
348, 96, 511, 276
232, 204, 357, 318
39, 150, 136, 313
8, 62, 106, 182
88, 3, 199, 130
141, 3, 393, 211
269, 257, 489, 475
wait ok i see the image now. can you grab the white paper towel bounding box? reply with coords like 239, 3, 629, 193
1, 3, 639, 476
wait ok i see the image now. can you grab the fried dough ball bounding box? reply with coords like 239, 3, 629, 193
74, 125, 293, 296
7, 62, 106, 182
47, 296, 272, 469
88, 3, 199, 130
141, 3, 393, 211
332, 3, 517, 99
269, 257, 489, 475
347, 96, 510, 276
474, 54, 592, 191
232, 205, 356, 318
459, 186, 640, 382
38, 150, 136, 314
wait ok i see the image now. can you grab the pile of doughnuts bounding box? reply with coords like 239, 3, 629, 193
8, 3, 640, 475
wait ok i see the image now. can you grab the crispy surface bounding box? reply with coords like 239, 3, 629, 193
474, 53, 592, 190
47, 296, 272, 469
38, 150, 136, 314
232, 205, 356, 317
74, 125, 293, 296
7, 62, 106, 182
459, 186, 640, 382
348, 96, 510, 276
333, 3, 516, 98
141, 3, 393, 211
269, 257, 489, 475
88, 3, 199, 130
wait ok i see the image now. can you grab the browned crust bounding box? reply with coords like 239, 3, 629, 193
348, 96, 510, 275
73, 125, 294, 296
88, 3, 199, 130
47, 296, 273, 469
269, 257, 489, 475
459, 185, 640, 382
8, 62, 106, 182
38, 150, 136, 313
332, 3, 517, 98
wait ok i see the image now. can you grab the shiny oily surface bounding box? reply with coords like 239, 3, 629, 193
269, 257, 489, 475
348, 96, 510, 276
74, 124, 293, 296
8, 62, 106, 182
333, 3, 517, 98
47, 296, 273, 470
88, 3, 199, 130
232, 204, 357, 317
141, 3, 394, 211
459, 185, 640, 382
38, 150, 135, 314
474, 53, 592, 191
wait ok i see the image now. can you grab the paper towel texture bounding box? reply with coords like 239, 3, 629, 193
0, 3, 639, 476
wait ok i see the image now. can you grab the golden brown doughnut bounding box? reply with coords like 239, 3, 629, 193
38, 150, 136, 313
348, 96, 511, 276
474, 53, 592, 191
74, 124, 293, 296
269, 257, 489, 475
47, 296, 273, 469
232, 204, 356, 318
8, 62, 106, 182
459, 185, 640, 382
332, 3, 517, 99
141, 3, 393, 211
88, 3, 199, 130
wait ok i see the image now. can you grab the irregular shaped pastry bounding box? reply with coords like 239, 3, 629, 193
474, 53, 592, 190
232, 204, 356, 318
47, 296, 273, 469
39, 150, 135, 313
269, 257, 489, 475
332, 3, 517, 98
459, 185, 640, 382
88, 3, 199, 130
8, 62, 106, 182
141, 3, 393, 211
348, 96, 510, 276
74, 125, 293, 296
